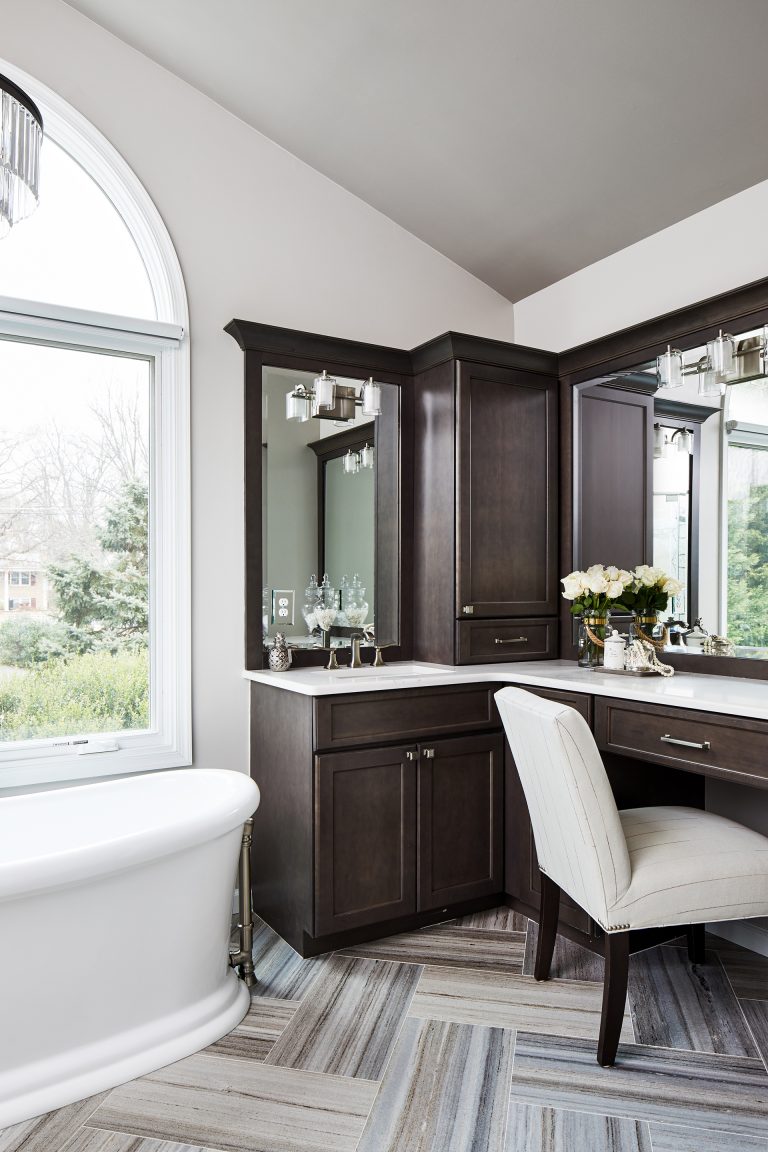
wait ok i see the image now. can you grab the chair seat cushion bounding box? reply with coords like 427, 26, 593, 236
604, 806, 768, 932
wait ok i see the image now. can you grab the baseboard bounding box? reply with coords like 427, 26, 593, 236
707, 919, 768, 959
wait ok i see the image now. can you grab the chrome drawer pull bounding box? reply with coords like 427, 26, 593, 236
495, 636, 528, 645
405, 751, 417, 761
660, 734, 711, 751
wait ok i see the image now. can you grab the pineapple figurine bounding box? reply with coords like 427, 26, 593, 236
268, 632, 292, 671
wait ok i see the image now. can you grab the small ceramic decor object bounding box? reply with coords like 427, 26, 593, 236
603, 628, 626, 670
268, 632, 292, 671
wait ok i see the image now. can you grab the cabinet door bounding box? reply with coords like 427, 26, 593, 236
314, 745, 417, 937
457, 362, 558, 618
418, 733, 504, 911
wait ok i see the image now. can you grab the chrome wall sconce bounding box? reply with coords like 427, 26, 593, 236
343, 443, 375, 475
285, 371, 383, 423
656, 328, 768, 398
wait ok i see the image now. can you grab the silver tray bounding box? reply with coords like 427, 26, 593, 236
593, 666, 658, 676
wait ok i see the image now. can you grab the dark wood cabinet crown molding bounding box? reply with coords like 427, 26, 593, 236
558, 274, 768, 384
410, 331, 558, 376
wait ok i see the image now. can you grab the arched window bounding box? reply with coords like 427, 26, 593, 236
0, 61, 190, 787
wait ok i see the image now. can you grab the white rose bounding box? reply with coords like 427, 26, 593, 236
617, 569, 633, 586
585, 571, 608, 594
606, 580, 626, 598
561, 573, 584, 600
605, 566, 619, 581
640, 568, 658, 587
585, 564, 605, 578
662, 577, 684, 596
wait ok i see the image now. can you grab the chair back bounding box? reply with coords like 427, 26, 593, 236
495, 687, 631, 924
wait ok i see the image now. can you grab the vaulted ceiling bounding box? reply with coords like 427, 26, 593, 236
64, 0, 768, 302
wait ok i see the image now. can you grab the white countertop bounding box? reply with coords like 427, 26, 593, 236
244, 659, 768, 721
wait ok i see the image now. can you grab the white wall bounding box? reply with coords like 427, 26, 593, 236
1, 0, 515, 779
514, 178, 768, 949
514, 180, 768, 354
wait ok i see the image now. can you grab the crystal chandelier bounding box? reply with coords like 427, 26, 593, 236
0, 73, 43, 239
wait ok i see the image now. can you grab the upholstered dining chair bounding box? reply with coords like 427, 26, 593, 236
495, 686, 768, 1067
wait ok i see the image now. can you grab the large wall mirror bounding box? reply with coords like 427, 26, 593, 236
573, 320, 768, 662
260, 366, 401, 653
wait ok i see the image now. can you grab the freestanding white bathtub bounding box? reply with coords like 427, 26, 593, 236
0, 767, 260, 1128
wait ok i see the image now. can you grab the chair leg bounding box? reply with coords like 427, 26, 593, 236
534, 872, 560, 981
597, 932, 630, 1067
686, 923, 706, 965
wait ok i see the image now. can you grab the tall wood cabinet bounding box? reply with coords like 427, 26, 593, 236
411, 338, 559, 665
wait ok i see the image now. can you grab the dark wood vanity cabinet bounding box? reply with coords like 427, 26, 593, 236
252, 681, 505, 954
412, 346, 559, 665
315, 731, 504, 936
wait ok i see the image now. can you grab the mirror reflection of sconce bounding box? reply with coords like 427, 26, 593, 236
285, 371, 383, 423
342, 443, 375, 475
656, 328, 768, 398
654, 423, 693, 459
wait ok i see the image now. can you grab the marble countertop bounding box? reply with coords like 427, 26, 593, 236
243, 659, 768, 721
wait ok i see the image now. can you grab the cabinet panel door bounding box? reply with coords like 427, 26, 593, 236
457, 362, 558, 618
314, 746, 416, 937
418, 733, 503, 911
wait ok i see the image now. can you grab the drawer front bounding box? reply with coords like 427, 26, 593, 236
456, 618, 558, 664
315, 685, 499, 750
595, 697, 768, 789
515, 685, 592, 725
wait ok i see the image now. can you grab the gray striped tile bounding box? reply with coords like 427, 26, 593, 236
357, 1016, 514, 1152
265, 954, 421, 1078
648, 1121, 768, 1150
89, 1052, 377, 1152
0, 1093, 109, 1152
505, 1103, 652, 1151
66, 1133, 222, 1152
250, 917, 328, 1000
742, 999, 768, 1067
712, 939, 768, 1000
205, 996, 299, 1061
454, 905, 528, 932
629, 946, 758, 1056
523, 923, 604, 982
510, 1032, 768, 1139
410, 965, 633, 1042
339, 924, 526, 973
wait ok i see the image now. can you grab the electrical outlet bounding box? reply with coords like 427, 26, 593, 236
272, 589, 295, 627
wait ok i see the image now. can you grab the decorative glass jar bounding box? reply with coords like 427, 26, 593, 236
577, 615, 608, 667
629, 613, 662, 648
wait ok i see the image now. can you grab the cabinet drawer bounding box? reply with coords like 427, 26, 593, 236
456, 618, 558, 664
594, 697, 768, 789
314, 685, 499, 750
517, 685, 592, 724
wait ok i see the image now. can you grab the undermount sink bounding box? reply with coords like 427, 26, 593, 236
322, 662, 453, 680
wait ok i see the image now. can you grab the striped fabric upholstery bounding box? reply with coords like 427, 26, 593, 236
495, 687, 631, 927
495, 687, 768, 933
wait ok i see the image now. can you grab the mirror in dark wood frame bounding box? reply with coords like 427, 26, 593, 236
569, 309, 768, 667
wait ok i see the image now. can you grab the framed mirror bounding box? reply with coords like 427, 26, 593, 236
563, 284, 768, 673
227, 319, 412, 669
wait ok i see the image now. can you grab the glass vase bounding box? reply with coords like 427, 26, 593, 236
577, 615, 608, 667
629, 613, 659, 647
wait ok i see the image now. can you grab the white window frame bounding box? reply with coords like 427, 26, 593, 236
0, 60, 190, 789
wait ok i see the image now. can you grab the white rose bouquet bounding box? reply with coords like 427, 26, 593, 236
624, 565, 685, 615
560, 564, 634, 618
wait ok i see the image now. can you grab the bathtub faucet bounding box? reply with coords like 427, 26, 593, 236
229, 817, 256, 987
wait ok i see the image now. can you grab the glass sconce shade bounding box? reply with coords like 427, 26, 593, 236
656, 346, 683, 390
653, 423, 666, 459
673, 428, 693, 454
698, 367, 726, 397
286, 386, 311, 421
359, 443, 374, 469
343, 449, 360, 474
314, 370, 336, 410
361, 377, 382, 416
707, 331, 736, 379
